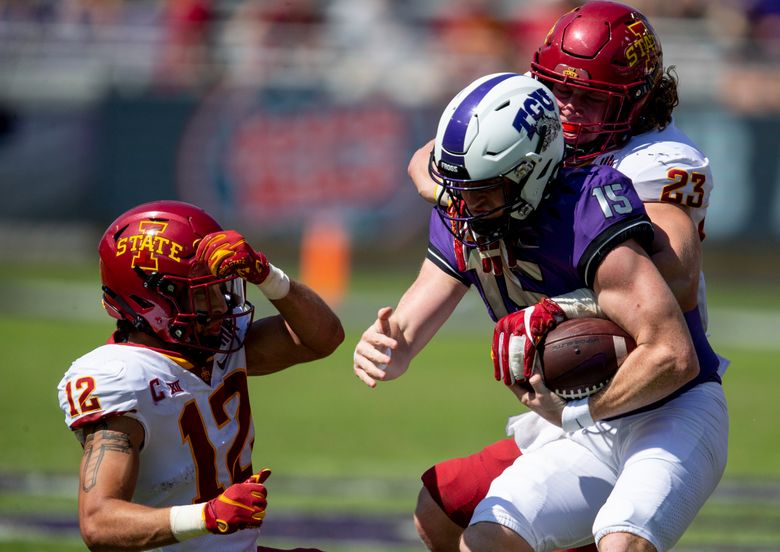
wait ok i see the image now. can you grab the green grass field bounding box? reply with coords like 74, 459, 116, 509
1, 263, 779, 550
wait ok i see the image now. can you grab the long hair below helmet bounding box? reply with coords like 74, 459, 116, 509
530, 1, 665, 164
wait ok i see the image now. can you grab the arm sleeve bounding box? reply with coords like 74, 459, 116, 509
425, 208, 472, 287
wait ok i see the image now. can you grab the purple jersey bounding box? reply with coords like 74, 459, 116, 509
428, 164, 651, 321
427, 163, 720, 408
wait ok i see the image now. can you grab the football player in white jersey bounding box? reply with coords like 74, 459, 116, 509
396, 2, 721, 551
57, 200, 343, 552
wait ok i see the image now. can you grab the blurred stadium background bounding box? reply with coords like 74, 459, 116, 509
1, 0, 779, 550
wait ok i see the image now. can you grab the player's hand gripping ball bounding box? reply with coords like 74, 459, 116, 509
492, 298, 566, 386
195, 231, 270, 285
540, 318, 637, 399
203, 468, 271, 534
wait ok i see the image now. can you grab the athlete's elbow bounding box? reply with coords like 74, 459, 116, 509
80, 518, 110, 551
681, 349, 700, 383
79, 505, 126, 551
662, 342, 699, 385
322, 323, 346, 357
310, 322, 345, 359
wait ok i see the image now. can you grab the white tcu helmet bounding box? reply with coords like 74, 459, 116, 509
430, 73, 564, 243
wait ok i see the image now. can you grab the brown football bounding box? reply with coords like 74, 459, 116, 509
540, 318, 636, 400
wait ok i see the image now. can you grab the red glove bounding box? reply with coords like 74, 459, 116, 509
204, 468, 271, 534
195, 231, 270, 285
492, 298, 566, 386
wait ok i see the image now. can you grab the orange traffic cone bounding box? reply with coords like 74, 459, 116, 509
299, 216, 350, 308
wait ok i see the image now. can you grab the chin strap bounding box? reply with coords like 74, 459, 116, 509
475, 238, 504, 275
448, 198, 523, 277
455, 235, 519, 276
102, 285, 149, 332
475, 236, 521, 276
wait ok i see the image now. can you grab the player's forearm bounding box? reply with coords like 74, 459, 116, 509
645, 202, 702, 312
408, 138, 442, 205
391, 307, 442, 362
270, 280, 345, 358
392, 276, 465, 360
80, 500, 177, 551
591, 240, 699, 420
588, 337, 698, 421
550, 288, 604, 319
650, 249, 699, 312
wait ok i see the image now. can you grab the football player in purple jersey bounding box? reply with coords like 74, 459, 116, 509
353, 73, 726, 551
399, 3, 724, 551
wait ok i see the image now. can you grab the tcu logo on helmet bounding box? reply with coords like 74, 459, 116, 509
513, 88, 556, 140
115, 220, 186, 271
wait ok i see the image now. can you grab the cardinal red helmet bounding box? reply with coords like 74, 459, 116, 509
98, 200, 254, 354
531, 1, 663, 164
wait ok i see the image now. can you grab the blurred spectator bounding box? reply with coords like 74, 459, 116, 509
745, 0, 780, 60
0, 0, 778, 112
257, 0, 325, 47
426, 0, 515, 92
322, 0, 428, 105
0, 0, 57, 22
58, 0, 125, 28
717, 0, 780, 114
628, 0, 710, 18
219, 0, 326, 87
508, 0, 579, 72
154, 0, 216, 90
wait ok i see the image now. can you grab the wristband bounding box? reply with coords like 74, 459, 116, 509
551, 288, 603, 319
257, 264, 290, 300
433, 183, 449, 206
561, 397, 594, 433
169, 503, 207, 542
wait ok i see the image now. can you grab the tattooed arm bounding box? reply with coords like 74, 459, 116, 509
77, 416, 177, 551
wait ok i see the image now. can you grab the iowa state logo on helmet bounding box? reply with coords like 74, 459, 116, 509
625, 19, 658, 70
115, 220, 186, 271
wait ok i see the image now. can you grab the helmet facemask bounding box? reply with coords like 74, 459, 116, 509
433, 153, 545, 246
98, 200, 255, 357
161, 270, 253, 354
431, 119, 560, 248
530, 1, 663, 166
103, 267, 254, 355
533, 66, 652, 165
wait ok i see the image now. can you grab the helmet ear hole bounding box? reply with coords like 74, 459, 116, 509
169, 323, 187, 340
432, 73, 564, 243
130, 295, 155, 310
159, 281, 178, 297
536, 158, 554, 181
98, 200, 254, 354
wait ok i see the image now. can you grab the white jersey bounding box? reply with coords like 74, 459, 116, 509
593, 121, 712, 232
593, 121, 713, 328
57, 343, 259, 552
